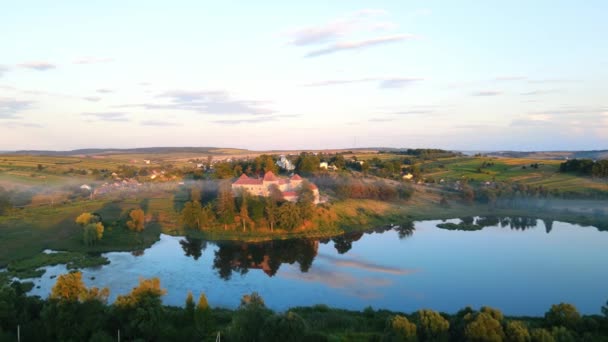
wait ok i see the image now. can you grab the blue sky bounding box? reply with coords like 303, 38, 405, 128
1, 1, 607, 151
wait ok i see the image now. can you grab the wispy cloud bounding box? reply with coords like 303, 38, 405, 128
73, 56, 113, 64
287, 9, 389, 46
212, 114, 298, 125
304, 76, 422, 89
369, 118, 396, 123
140, 120, 181, 127
0, 121, 43, 128
0, 65, 10, 77
96, 88, 113, 94
379, 77, 423, 89
494, 76, 527, 81
83, 96, 101, 102
0, 98, 35, 119
472, 90, 502, 96
146, 90, 275, 115
18, 61, 56, 71
82, 112, 130, 122
520, 89, 560, 96
305, 34, 417, 58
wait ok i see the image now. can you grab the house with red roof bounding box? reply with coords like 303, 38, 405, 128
232, 171, 320, 204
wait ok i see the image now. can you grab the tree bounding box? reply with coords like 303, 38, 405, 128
185, 291, 195, 323
602, 300, 608, 318
194, 293, 212, 338
278, 202, 302, 230
50, 272, 109, 303
181, 200, 203, 230
126, 208, 145, 232
464, 312, 505, 342
113, 277, 167, 341
265, 197, 278, 232
76, 212, 104, 245
268, 183, 285, 202
417, 309, 449, 341
506, 321, 531, 342
228, 292, 273, 341
530, 328, 555, 342
238, 192, 251, 232
217, 181, 235, 229
297, 180, 316, 221
261, 311, 309, 342
386, 315, 417, 341
545, 303, 581, 330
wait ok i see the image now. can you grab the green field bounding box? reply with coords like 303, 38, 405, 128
1, 151, 608, 282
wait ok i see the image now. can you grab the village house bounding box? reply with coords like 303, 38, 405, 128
232, 171, 320, 204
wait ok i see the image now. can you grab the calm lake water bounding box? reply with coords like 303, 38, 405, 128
26, 217, 608, 316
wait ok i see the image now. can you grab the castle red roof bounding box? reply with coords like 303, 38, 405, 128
233, 174, 263, 185
282, 191, 297, 197
263, 171, 278, 182
291, 174, 302, 181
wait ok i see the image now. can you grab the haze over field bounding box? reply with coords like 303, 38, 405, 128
1, 1, 607, 151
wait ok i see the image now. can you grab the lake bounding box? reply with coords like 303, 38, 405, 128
26, 217, 608, 316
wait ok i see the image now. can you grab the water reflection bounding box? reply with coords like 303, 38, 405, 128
211, 239, 319, 280
179, 237, 207, 260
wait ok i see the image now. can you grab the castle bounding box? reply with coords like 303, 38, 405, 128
232, 171, 320, 204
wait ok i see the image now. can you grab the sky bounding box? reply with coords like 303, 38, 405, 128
1, 0, 607, 151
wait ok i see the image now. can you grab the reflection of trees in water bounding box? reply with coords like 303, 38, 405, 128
212, 239, 319, 280
331, 221, 416, 254
179, 237, 208, 260
131, 250, 145, 257
543, 219, 554, 234
474, 216, 538, 231
332, 233, 362, 254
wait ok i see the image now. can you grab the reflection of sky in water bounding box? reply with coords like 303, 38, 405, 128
26, 219, 608, 316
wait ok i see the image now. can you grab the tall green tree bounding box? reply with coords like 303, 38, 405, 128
216, 181, 235, 229
297, 180, 315, 221
265, 197, 278, 232
278, 202, 302, 230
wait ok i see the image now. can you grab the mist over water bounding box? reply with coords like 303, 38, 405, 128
25, 218, 608, 316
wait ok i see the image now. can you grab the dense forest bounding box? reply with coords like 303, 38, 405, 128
1, 275, 607, 341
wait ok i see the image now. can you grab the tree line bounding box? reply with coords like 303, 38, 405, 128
180, 180, 321, 232
560, 159, 608, 178
1, 274, 607, 341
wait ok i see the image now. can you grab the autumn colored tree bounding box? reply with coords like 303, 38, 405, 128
544, 303, 581, 330
417, 309, 450, 342
113, 277, 167, 340
126, 208, 145, 232
464, 312, 505, 342
530, 328, 554, 342
50, 272, 109, 303
505, 321, 531, 342
76, 213, 104, 245
386, 315, 418, 341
